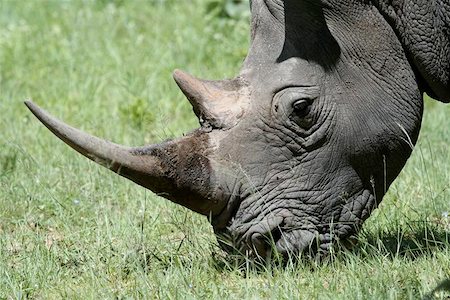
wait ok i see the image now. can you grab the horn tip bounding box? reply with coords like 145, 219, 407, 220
172, 69, 189, 83
172, 68, 182, 76
24, 99, 34, 107
24, 99, 40, 115
24, 100, 53, 128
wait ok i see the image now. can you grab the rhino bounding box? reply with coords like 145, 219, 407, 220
25, 0, 449, 258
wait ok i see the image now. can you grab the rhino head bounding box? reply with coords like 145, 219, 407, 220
26, 0, 449, 258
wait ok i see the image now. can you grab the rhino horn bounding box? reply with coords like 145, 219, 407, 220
173, 69, 249, 129
24, 100, 221, 215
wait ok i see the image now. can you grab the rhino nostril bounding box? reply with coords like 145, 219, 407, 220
250, 232, 268, 258
269, 225, 283, 244
249, 224, 285, 258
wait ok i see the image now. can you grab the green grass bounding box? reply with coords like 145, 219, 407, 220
0, 0, 449, 298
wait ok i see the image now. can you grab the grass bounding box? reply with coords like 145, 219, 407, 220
0, 0, 449, 298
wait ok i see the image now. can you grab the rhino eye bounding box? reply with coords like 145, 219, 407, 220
292, 99, 310, 116
291, 98, 313, 127
272, 86, 319, 128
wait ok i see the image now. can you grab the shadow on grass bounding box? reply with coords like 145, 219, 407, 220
423, 279, 450, 300
355, 223, 449, 260
117, 221, 449, 276
208, 222, 450, 274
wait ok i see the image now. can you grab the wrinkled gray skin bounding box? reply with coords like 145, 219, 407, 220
26, 0, 449, 259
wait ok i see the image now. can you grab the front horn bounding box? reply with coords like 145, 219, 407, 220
24, 100, 221, 215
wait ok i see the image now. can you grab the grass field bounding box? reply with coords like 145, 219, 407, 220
1, 0, 449, 298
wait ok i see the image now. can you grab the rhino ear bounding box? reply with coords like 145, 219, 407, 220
377, 3, 450, 103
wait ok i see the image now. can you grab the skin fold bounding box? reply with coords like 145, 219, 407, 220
26, 0, 449, 259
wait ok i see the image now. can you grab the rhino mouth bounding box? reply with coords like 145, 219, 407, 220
215, 219, 320, 258
216, 217, 359, 259
212, 182, 374, 259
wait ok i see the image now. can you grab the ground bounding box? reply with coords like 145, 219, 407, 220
0, 0, 449, 298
